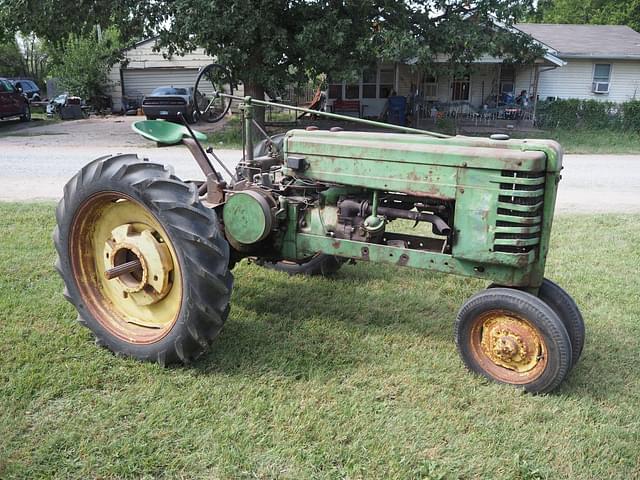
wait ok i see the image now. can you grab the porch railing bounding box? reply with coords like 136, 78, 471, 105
412, 97, 535, 127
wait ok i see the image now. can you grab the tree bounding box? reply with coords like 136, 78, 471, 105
0, 0, 146, 45
48, 28, 123, 100
16, 33, 49, 84
0, 35, 49, 85
2, 0, 541, 124
151, 0, 540, 124
0, 40, 25, 77
532, 0, 640, 32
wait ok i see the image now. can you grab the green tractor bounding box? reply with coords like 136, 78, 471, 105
54, 67, 583, 393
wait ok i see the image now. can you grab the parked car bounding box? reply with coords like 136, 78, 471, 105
142, 86, 198, 123
0, 77, 30, 122
10, 79, 41, 102
46, 93, 69, 116
46, 93, 85, 119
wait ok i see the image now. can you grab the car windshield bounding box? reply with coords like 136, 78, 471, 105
151, 87, 189, 96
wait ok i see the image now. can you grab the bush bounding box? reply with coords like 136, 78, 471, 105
536, 98, 639, 130
622, 100, 640, 131
434, 117, 456, 135
48, 27, 123, 100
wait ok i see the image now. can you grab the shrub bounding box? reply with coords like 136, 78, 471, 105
622, 100, 640, 131
536, 98, 631, 130
48, 27, 123, 100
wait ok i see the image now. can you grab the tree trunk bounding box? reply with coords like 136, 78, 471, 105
243, 82, 266, 132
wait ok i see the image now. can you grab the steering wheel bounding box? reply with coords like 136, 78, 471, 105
193, 63, 233, 123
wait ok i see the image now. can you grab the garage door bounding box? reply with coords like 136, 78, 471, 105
122, 68, 200, 98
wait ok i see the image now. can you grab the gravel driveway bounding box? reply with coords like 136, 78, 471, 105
1, 117, 638, 213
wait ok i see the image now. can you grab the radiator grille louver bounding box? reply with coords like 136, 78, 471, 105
492, 171, 545, 253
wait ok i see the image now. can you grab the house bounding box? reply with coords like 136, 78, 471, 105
326, 24, 640, 120
106, 38, 215, 112
514, 24, 640, 102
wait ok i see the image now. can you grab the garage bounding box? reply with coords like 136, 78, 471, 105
106, 37, 215, 112
122, 68, 200, 99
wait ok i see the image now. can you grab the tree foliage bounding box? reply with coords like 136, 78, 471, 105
0, 35, 49, 84
0, 0, 146, 45
532, 0, 640, 32
17, 33, 49, 84
2, 0, 542, 106
48, 28, 123, 100
0, 40, 25, 78
151, 1, 540, 94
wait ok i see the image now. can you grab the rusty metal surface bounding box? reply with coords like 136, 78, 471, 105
70, 193, 183, 343
104, 259, 142, 280
469, 310, 547, 384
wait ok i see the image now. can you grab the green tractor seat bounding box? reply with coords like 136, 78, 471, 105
132, 120, 207, 145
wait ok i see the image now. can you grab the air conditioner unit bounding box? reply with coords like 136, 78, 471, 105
592, 82, 610, 94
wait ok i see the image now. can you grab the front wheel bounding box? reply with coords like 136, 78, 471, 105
20, 104, 30, 122
455, 288, 572, 394
488, 279, 584, 368
537, 279, 585, 367
54, 154, 233, 364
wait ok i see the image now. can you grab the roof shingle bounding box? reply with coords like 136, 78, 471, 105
515, 23, 640, 59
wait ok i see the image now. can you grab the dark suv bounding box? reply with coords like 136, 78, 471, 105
11, 79, 41, 101
0, 78, 30, 122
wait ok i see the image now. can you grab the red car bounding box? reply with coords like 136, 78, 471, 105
0, 77, 30, 122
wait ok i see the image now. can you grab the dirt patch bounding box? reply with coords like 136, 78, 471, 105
0, 115, 226, 148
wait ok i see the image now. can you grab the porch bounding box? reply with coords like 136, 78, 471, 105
324, 58, 560, 129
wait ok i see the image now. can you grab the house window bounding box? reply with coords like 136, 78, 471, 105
345, 83, 359, 99
592, 64, 611, 93
451, 75, 470, 101
379, 68, 394, 98
500, 64, 515, 97
362, 68, 377, 98
328, 83, 342, 99
422, 74, 438, 99
329, 66, 396, 100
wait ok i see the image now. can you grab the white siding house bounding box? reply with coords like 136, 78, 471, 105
106, 38, 215, 112
515, 24, 640, 103
327, 24, 640, 120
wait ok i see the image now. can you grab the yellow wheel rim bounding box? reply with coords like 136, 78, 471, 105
469, 310, 547, 384
70, 192, 183, 344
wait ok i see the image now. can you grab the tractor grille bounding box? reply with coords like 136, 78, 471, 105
493, 170, 545, 254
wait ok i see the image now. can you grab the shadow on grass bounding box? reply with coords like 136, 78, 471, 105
189, 262, 630, 399
192, 262, 475, 380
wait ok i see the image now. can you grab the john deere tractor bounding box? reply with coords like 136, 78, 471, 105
54, 65, 583, 393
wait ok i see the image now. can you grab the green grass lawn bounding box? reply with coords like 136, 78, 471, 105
510, 128, 640, 155
1, 204, 639, 479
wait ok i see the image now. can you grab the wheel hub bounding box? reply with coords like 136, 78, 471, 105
480, 314, 541, 373
103, 224, 174, 307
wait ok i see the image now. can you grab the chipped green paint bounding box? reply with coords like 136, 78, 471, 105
278, 128, 562, 289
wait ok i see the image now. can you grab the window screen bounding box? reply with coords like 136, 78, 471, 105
362, 68, 377, 99
593, 64, 611, 83
379, 68, 394, 98
451, 75, 470, 101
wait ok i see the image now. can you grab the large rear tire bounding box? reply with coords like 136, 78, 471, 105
53, 154, 233, 364
455, 288, 572, 394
